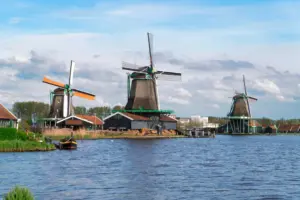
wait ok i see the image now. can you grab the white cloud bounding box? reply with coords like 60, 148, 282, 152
1, 1, 300, 119
253, 79, 281, 95
166, 97, 189, 105
175, 88, 192, 98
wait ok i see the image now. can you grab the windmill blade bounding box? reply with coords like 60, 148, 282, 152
63, 94, 68, 117
43, 76, 65, 88
243, 75, 251, 117
152, 77, 160, 110
72, 89, 96, 100
156, 73, 182, 81
247, 96, 258, 101
122, 61, 147, 71
156, 71, 181, 76
147, 32, 154, 68
155, 71, 182, 81
69, 60, 75, 87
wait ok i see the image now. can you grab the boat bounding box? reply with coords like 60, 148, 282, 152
58, 136, 77, 150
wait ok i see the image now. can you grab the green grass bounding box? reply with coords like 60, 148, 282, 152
3, 186, 34, 200
0, 140, 55, 152
0, 127, 56, 152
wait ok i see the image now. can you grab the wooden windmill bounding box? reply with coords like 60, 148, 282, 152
42, 60, 96, 118
122, 32, 182, 111
227, 75, 258, 133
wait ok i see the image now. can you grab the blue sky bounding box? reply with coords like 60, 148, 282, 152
0, 0, 300, 119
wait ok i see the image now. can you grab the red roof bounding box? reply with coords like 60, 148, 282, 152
107, 112, 177, 122
290, 125, 300, 132
123, 112, 149, 121
0, 104, 17, 120
65, 119, 83, 125
160, 115, 177, 122
249, 120, 261, 127
76, 114, 103, 125
278, 124, 292, 132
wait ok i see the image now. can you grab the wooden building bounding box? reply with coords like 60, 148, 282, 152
40, 114, 103, 130
277, 124, 300, 133
103, 112, 177, 131
264, 125, 278, 134
0, 104, 19, 129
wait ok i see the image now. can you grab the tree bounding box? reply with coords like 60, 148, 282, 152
112, 105, 124, 111
12, 101, 50, 123
74, 106, 87, 114
87, 106, 112, 119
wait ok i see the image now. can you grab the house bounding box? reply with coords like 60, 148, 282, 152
103, 112, 177, 131
277, 124, 300, 133
278, 124, 292, 133
40, 114, 103, 130
264, 125, 278, 134
0, 104, 19, 129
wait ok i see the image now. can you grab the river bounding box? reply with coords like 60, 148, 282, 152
1, 135, 300, 199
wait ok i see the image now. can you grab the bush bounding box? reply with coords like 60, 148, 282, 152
0, 128, 36, 141
0, 128, 18, 140
4, 186, 34, 200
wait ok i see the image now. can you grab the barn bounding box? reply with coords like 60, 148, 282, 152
103, 112, 177, 131
40, 114, 103, 130
0, 104, 19, 129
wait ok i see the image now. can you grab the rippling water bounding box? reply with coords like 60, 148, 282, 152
1, 135, 300, 199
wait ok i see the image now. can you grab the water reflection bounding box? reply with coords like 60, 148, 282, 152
1, 136, 300, 199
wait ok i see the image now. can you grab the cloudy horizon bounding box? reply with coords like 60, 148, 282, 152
1, 0, 300, 120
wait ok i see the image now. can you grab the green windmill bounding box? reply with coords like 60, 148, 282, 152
121, 32, 182, 112
226, 75, 258, 133
42, 60, 96, 118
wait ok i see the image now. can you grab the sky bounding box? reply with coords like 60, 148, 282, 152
0, 0, 300, 119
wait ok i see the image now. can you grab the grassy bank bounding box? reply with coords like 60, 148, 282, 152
0, 140, 56, 152
0, 128, 55, 152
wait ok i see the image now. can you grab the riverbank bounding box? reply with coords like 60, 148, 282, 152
49, 134, 187, 140
217, 132, 300, 136
43, 128, 187, 140
0, 128, 56, 152
0, 140, 56, 152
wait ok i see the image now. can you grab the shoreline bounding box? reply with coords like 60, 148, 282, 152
48, 135, 188, 140
217, 133, 300, 136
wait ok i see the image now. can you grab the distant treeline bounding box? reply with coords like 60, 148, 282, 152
11, 101, 124, 130
11, 101, 300, 129
208, 116, 300, 126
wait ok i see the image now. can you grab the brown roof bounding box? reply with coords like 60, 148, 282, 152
0, 104, 17, 120
123, 112, 149, 121
112, 113, 177, 122
278, 124, 292, 132
76, 115, 103, 125
290, 125, 300, 132
65, 119, 83, 126
160, 115, 177, 122
249, 120, 261, 127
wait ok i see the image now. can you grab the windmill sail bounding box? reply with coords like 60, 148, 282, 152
42, 60, 96, 118
147, 32, 154, 69
243, 75, 251, 118
122, 32, 182, 111
43, 77, 65, 88
63, 93, 68, 117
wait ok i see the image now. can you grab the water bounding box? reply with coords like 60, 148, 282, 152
1, 135, 300, 199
